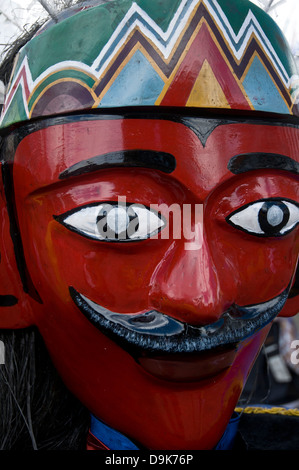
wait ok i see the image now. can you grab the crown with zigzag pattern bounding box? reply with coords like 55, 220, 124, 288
1, 0, 298, 129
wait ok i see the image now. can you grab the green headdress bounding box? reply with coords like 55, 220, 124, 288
1, 0, 298, 129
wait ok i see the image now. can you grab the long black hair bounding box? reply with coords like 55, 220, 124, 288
0, 327, 90, 450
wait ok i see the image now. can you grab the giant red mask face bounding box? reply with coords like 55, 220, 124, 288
0, 113, 297, 449
0, 0, 298, 451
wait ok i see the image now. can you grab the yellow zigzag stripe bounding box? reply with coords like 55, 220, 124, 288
235, 406, 299, 416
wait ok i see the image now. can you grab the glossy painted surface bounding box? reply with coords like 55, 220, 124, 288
1, 0, 298, 129
0, 115, 297, 449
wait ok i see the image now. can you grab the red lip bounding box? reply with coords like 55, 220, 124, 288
137, 346, 238, 382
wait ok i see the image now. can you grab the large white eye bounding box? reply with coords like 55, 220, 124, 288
55, 202, 166, 242
226, 199, 299, 237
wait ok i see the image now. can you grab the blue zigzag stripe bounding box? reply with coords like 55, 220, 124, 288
94, 0, 197, 72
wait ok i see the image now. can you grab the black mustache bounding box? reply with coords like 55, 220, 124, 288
69, 284, 290, 356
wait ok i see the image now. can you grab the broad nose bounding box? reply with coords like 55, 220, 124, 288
149, 237, 235, 326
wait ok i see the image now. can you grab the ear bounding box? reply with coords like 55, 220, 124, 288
0, 162, 34, 328
279, 263, 299, 318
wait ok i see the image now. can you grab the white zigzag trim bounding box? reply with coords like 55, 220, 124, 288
1, 0, 297, 125
1, 0, 198, 121
1, 56, 31, 122
2, 56, 97, 118
204, 0, 292, 87
91, 0, 199, 72
92, 0, 295, 87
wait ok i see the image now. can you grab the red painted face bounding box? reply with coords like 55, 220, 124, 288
7, 115, 299, 449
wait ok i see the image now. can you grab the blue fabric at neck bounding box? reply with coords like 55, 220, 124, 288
214, 412, 240, 450
90, 414, 139, 450
90, 412, 240, 450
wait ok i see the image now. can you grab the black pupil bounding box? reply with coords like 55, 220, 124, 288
258, 201, 289, 235
96, 206, 139, 239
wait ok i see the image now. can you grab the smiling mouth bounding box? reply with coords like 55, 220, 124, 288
70, 285, 289, 358
70, 285, 290, 382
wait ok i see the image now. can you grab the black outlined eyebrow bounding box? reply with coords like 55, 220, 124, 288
59, 150, 176, 179
228, 153, 299, 175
